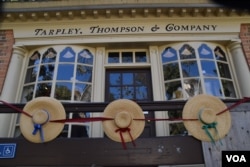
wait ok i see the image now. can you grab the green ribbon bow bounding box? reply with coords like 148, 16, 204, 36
202, 122, 218, 144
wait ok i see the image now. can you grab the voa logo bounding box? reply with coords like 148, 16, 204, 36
226, 155, 247, 163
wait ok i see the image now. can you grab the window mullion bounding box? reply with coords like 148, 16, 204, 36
49, 49, 58, 98
33, 54, 42, 99
215, 60, 225, 97
177, 51, 185, 100
225, 47, 240, 97
196, 46, 206, 95
71, 51, 78, 101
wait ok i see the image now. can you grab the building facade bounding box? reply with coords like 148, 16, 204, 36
0, 0, 250, 166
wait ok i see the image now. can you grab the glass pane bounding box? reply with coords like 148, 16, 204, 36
122, 52, 133, 63
59, 124, 69, 137
54, 82, 72, 100
74, 83, 92, 101
122, 86, 134, 99
71, 124, 89, 137
222, 80, 236, 97
135, 73, 146, 85
201, 60, 218, 77
214, 46, 227, 61
38, 64, 55, 81
169, 123, 187, 136
136, 86, 148, 100
181, 61, 199, 77
42, 48, 57, 63
29, 51, 40, 66
162, 47, 177, 63
217, 62, 231, 79
179, 44, 196, 59
204, 78, 222, 96
109, 87, 121, 100
60, 47, 75, 62
35, 82, 52, 97
163, 63, 180, 80
108, 52, 119, 63
198, 44, 213, 59
184, 79, 202, 98
25, 66, 38, 83
14, 127, 22, 138
165, 81, 183, 100
135, 52, 147, 62
123, 73, 133, 85
168, 110, 182, 119
21, 85, 34, 102
57, 64, 74, 80
109, 73, 121, 85
78, 49, 94, 65
76, 65, 92, 82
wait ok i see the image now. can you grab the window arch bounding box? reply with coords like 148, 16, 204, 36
161, 42, 237, 100
78, 49, 94, 64
59, 47, 75, 62
199, 43, 213, 59
179, 44, 196, 59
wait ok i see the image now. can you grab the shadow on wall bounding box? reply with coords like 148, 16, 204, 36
212, 0, 250, 10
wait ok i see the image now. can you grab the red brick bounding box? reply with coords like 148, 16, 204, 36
0, 30, 14, 95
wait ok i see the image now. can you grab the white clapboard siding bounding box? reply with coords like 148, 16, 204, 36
202, 110, 250, 167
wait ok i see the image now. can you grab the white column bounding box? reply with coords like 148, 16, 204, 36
149, 46, 169, 136
91, 47, 105, 137
0, 46, 26, 137
228, 41, 250, 97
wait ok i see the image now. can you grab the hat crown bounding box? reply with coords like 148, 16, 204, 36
198, 108, 216, 124
32, 109, 50, 125
114, 111, 132, 128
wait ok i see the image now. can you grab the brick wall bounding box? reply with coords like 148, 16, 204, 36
0, 30, 14, 95
240, 24, 250, 70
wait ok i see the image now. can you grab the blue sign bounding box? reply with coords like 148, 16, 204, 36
0, 143, 16, 158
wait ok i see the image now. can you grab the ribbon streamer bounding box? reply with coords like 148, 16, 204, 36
32, 123, 45, 142
202, 122, 218, 144
115, 128, 135, 149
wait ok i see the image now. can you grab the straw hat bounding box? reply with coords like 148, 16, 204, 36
20, 97, 66, 143
182, 94, 231, 142
102, 99, 145, 142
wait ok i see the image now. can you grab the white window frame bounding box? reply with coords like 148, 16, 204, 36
159, 42, 239, 101
17, 45, 96, 138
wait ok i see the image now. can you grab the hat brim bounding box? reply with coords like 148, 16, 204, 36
20, 97, 66, 143
182, 94, 231, 142
102, 99, 145, 142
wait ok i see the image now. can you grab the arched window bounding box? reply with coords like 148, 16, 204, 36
20, 45, 94, 138
161, 42, 237, 100
75, 49, 93, 101
55, 47, 75, 100
36, 47, 57, 97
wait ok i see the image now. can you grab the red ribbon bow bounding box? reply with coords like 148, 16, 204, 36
115, 128, 136, 149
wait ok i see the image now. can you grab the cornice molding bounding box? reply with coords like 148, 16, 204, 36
2, 7, 250, 22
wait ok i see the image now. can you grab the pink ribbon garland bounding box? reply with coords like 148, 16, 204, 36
1, 97, 250, 149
